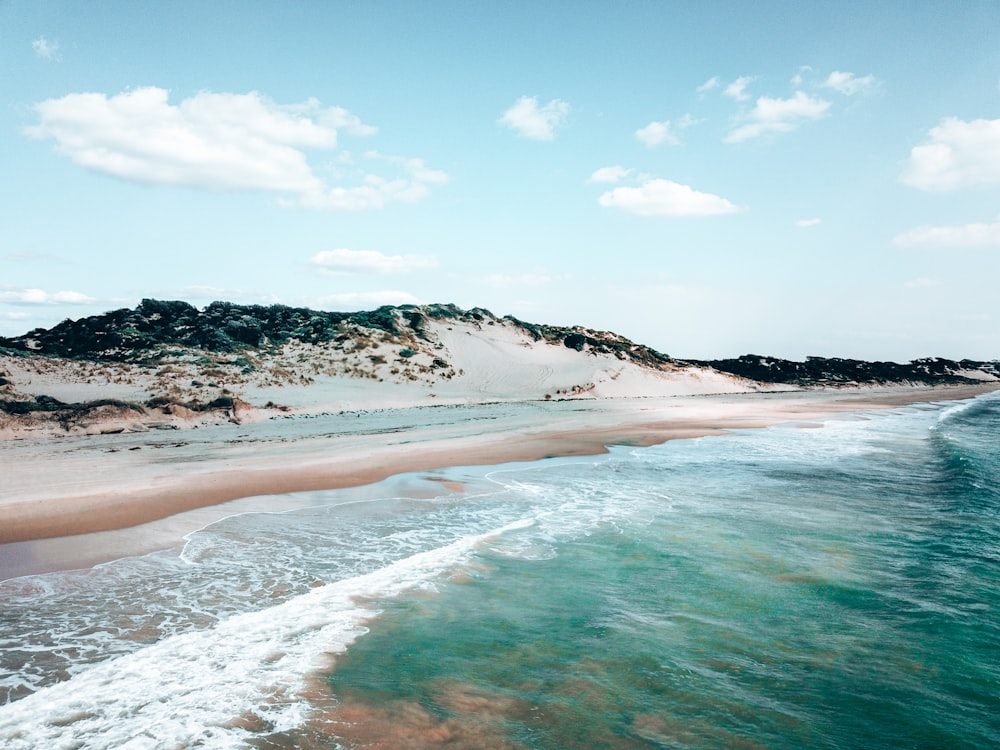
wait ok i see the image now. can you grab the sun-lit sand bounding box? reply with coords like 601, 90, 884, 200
2, 312, 997, 578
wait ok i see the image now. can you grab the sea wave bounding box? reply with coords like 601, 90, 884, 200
0, 516, 538, 749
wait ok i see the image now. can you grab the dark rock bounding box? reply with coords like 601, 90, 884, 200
690, 354, 995, 386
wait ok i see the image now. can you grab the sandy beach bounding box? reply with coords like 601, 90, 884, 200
2, 382, 996, 579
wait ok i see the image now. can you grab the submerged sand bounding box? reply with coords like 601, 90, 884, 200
1, 383, 997, 580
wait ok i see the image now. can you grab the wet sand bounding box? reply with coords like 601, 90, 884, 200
1, 384, 996, 579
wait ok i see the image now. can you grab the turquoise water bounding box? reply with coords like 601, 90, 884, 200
1, 394, 998, 748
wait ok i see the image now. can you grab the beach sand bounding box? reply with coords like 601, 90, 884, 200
2, 382, 997, 579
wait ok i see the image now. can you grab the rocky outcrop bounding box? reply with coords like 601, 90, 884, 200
0, 392, 266, 437
0, 300, 687, 375
690, 354, 1000, 386
0, 396, 148, 436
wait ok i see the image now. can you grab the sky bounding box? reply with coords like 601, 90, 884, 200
2, 1, 1000, 361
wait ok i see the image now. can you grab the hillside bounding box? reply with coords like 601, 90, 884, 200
1, 300, 997, 438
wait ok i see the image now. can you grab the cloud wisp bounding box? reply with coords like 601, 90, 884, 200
0, 288, 95, 305
499, 96, 570, 140
696, 76, 721, 94
821, 71, 878, 96
899, 117, 1000, 191
25, 87, 446, 210
723, 76, 754, 102
310, 249, 439, 275
585, 166, 634, 184
893, 220, 1000, 248
32, 37, 60, 61
725, 91, 830, 143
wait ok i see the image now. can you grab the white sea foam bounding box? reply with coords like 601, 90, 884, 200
932, 390, 1000, 428
0, 517, 536, 750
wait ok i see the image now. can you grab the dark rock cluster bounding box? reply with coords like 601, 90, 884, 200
691, 354, 999, 386
0, 299, 408, 361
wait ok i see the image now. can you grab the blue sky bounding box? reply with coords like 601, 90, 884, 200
2, 1, 999, 361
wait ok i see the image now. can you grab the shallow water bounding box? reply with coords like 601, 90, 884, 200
1, 393, 998, 748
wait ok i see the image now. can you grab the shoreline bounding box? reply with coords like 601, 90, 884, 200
1, 383, 997, 579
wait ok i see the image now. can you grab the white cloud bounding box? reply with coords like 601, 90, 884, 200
697, 76, 720, 94
597, 177, 741, 217
723, 76, 754, 101
636, 114, 698, 147
310, 249, 439, 275
24, 87, 445, 210
822, 71, 878, 96
317, 291, 421, 308
795, 217, 822, 227
586, 165, 633, 184
0, 288, 95, 304
899, 117, 1000, 191
32, 36, 60, 60
26, 88, 336, 191
636, 120, 679, 147
892, 221, 1000, 248
724, 91, 831, 143
499, 96, 570, 140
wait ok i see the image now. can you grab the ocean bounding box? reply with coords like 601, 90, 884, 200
1, 392, 998, 749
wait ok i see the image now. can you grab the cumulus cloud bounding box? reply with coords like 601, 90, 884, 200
597, 176, 741, 217
635, 115, 695, 148
32, 36, 60, 60
310, 249, 439, 275
822, 71, 878, 96
499, 96, 570, 140
318, 291, 421, 308
0, 288, 95, 304
586, 165, 633, 184
636, 121, 679, 147
795, 217, 822, 227
892, 221, 1000, 248
723, 76, 754, 101
26, 88, 335, 191
899, 117, 1000, 191
724, 91, 831, 143
24, 87, 446, 210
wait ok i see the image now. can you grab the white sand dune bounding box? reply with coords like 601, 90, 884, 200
0, 312, 762, 434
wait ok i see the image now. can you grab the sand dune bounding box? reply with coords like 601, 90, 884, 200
2, 306, 997, 577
